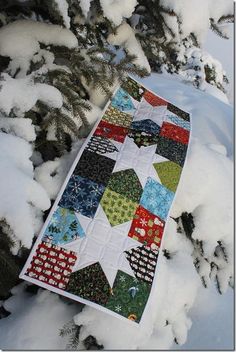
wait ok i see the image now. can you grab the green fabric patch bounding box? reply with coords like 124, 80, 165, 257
153, 161, 182, 193
100, 188, 138, 227
106, 169, 143, 203
121, 77, 145, 102
102, 105, 132, 128
66, 262, 110, 305
105, 271, 151, 323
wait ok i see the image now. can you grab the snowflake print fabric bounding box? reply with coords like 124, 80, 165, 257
20, 76, 191, 324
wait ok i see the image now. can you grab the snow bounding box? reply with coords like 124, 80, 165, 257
100, 0, 137, 26
159, 0, 233, 44
78, 0, 92, 18
54, 0, 71, 28
0, 283, 79, 350
108, 22, 151, 72
0, 73, 63, 115
0, 20, 78, 60
0, 117, 36, 142
177, 285, 234, 350
0, 72, 233, 350
0, 73, 63, 116
0, 132, 50, 252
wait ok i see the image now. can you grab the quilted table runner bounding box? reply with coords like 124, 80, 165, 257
20, 76, 191, 324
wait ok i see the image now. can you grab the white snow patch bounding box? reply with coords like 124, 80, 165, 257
100, 0, 137, 26
108, 22, 151, 72
0, 73, 63, 115
0, 132, 50, 250
0, 283, 78, 350
0, 20, 78, 60
0, 117, 36, 141
54, 0, 71, 28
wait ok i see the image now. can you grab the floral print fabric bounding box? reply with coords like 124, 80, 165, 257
21, 76, 191, 324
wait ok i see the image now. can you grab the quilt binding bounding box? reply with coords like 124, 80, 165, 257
19, 75, 192, 326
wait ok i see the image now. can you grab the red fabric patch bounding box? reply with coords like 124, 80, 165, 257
128, 205, 165, 249
26, 242, 77, 289
160, 122, 189, 145
94, 120, 128, 143
143, 90, 168, 107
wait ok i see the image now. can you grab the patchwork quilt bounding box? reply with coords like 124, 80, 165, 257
20, 76, 191, 324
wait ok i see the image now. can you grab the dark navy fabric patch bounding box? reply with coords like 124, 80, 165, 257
130, 119, 161, 135
58, 174, 105, 218
74, 150, 116, 186
155, 135, 187, 167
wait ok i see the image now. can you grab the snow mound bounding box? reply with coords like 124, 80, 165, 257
100, 0, 137, 26
0, 132, 50, 251
0, 20, 77, 60
0, 73, 63, 115
108, 22, 151, 72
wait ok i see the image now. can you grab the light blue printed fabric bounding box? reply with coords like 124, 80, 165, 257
166, 113, 191, 131
43, 207, 85, 245
140, 177, 174, 220
111, 88, 136, 114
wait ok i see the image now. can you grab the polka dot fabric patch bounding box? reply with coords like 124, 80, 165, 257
20, 76, 191, 324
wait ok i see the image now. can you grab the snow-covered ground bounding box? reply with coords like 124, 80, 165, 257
0, 71, 233, 350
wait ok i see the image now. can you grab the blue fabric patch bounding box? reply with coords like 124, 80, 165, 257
111, 88, 135, 113
140, 177, 174, 220
59, 174, 105, 218
167, 113, 191, 131
130, 119, 161, 135
43, 207, 85, 245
